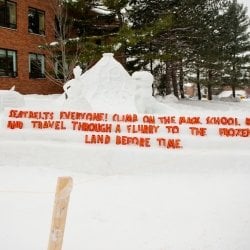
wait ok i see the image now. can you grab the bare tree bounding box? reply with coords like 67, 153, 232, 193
40, 0, 83, 87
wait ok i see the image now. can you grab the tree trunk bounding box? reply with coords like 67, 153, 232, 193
165, 61, 172, 95
207, 70, 213, 100
232, 64, 236, 98
196, 68, 202, 100
179, 60, 185, 99
171, 63, 179, 98
232, 85, 236, 98
149, 42, 153, 74
117, 11, 123, 28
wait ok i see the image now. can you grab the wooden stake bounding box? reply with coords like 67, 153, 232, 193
48, 176, 73, 250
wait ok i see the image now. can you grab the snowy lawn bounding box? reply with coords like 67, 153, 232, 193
0, 92, 250, 250
0, 163, 250, 250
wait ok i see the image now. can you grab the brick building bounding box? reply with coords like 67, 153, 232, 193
0, 0, 62, 94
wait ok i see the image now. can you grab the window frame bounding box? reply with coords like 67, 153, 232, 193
0, 0, 17, 29
28, 7, 45, 35
0, 48, 17, 77
29, 53, 45, 79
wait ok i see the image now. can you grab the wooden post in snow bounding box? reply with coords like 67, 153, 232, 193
48, 176, 73, 250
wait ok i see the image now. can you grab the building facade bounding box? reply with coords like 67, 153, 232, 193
0, 0, 62, 94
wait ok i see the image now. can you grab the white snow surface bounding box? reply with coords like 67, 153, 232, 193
61, 53, 166, 114
0, 56, 250, 249
0, 89, 25, 111
63, 53, 138, 113
218, 90, 247, 98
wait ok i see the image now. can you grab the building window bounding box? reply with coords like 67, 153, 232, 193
0, 48, 17, 77
0, 0, 17, 29
55, 55, 68, 80
28, 8, 45, 35
29, 53, 45, 78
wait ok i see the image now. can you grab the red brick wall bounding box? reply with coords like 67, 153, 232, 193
0, 0, 63, 94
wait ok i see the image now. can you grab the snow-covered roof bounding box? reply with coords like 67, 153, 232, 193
184, 82, 194, 87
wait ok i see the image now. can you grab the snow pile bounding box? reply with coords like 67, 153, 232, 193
0, 89, 25, 111
219, 96, 241, 102
218, 90, 246, 99
156, 94, 179, 104
63, 53, 137, 112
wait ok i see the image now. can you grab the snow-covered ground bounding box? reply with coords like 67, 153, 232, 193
1, 93, 250, 250
1, 54, 250, 250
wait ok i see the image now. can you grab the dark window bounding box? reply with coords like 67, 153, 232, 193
0, 0, 17, 29
28, 8, 45, 35
0, 48, 17, 77
29, 53, 45, 78
55, 55, 68, 80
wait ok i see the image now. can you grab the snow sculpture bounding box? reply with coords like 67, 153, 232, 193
62, 66, 92, 110
63, 53, 137, 112
155, 94, 179, 104
132, 71, 167, 114
62, 53, 173, 113
63, 65, 83, 99
81, 53, 137, 112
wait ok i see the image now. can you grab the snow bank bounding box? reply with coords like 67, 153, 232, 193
0, 89, 25, 111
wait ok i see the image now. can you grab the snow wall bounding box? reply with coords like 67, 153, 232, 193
1, 53, 250, 151
1, 108, 250, 151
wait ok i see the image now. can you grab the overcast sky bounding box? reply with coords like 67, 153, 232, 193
239, 0, 250, 14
